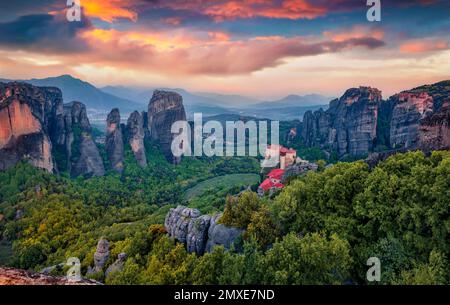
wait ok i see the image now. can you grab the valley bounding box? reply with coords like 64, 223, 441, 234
0, 79, 449, 285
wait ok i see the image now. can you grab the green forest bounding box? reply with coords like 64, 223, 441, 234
0, 147, 449, 285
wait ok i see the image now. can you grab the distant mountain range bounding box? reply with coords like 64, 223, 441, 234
0, 75, 330, 121
0, 75, 143, 115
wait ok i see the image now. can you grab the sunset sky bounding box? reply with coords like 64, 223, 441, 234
0, 0, 449, 99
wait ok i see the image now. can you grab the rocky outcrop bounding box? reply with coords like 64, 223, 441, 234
389, 92, 434, 149
106, 108, 124, 173
148, 90, 187, 164
301, 81, 450, 158
0, 267, 100, 285
282, 160, 319, 183
418, 102, 450, 151
126, 111, 147, 167
302, 87, 381, 157
105, 253, 127, 277
205, 214, 244, 253
93, 237, 110, 273
87, 238, 128, 278
0, 82, 62, 172
63, 102, 105, 177
0, 82, 105, 176
165, 206, 242, 255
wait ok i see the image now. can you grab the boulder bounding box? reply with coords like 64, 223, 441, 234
105, 253, 127, 277
205, 214, 243, 253
165, 206, 242, 255
93, 238, 109, 272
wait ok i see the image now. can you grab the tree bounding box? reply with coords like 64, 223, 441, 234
262, 232, 352, 285
245, 205, 280, 249
220, 191, 261, 228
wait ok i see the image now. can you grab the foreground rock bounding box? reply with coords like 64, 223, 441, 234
205, 214, 244, 253
148, 90, 187, 164
0, 267, 100, 285
165, 206, 243, 255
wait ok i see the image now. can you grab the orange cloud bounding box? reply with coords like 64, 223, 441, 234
158, 0, 328, 21
208, 31, 231, 42
77, 27, 384, 76
400, 40, 449, 53
82, 0, 138, 22
324, 26, 384, 42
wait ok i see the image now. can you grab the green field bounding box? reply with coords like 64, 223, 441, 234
185, 174, 260, 200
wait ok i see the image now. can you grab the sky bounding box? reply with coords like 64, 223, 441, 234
0, 0, 449, 99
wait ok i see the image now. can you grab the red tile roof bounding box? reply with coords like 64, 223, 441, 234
267, 169, 284, 180
259, 178, 284, 191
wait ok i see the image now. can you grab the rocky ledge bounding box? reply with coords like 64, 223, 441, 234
0, 267, 101, 285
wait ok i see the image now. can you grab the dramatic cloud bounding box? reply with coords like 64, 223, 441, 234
78, 28, 385, 75
0, 13, 91, 53
81, 0, 139, 22
0, 0, 448, 97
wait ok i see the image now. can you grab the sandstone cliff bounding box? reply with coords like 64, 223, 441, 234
0, 82, 62, 172
106, 108, 124, 173
301, 81, 450, 157
63, 102, 105, 177
390, 81, 450, 151
0, 82, 105, 177
302, 87, 381, 157
126, 111, 147, 167
148, 90, 187, 164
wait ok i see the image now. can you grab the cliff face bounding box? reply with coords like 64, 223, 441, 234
126, 111, 147, 168
301, 81, 450, 157
389, 92, 434, 149
106, 108, 124, 173
418, 102, 450, 151
302, 87, 381, 157
63, 102, 105, 177
0, 82, 62, 172
148, 90, 187, 164
0, 82, 105, 176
